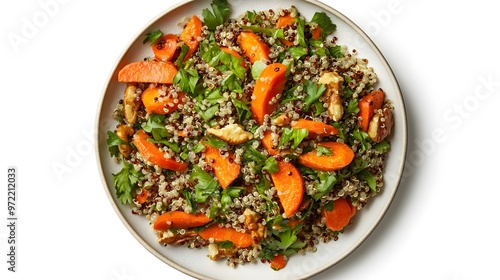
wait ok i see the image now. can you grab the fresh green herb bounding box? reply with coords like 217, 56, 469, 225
246, 10, 262, 24
358, 169, 377, 192
295, 16, 307, 47
346, 98, 360, 114
231, 97, 252, 123
329, 45, 343, 58
183, 189, 197, 213
143, 29, 162, 46
316, 145, 332, 156
260, 219, 306, 259
106, 130, 127, 157
205, 134, 228, 149
262, 156, 279, 174
202, 0, 230, 31
312, 171, 337, 200
303, 80, 326, 111
251, 60, 267, 80
218, 240, 235, 249
374, 140, 391, 153
310, 12, 336, 36
191, 165, 220, 203
200, 41, 246, 79
287, 46, 308, 60
241, 25, 285, 40
351, 129, 372, 151
195, 104, 219, 123
141, 114, 170, 140
173, 68, 200, 95
112, 159, 143, 204
174, 44, 190, 67
146, 137, 180, 153
278, 128, 309, 150
222, 73, 243, 93
221, 187, 245, 209
324, 200, 334, 211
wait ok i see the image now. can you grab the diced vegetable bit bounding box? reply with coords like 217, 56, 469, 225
118, 61, 178, 84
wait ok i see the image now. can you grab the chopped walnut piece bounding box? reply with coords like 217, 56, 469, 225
123, 83, 141, 124
319, 71, 344, 121
367, 108, 393, 143
207, 123, 253, 145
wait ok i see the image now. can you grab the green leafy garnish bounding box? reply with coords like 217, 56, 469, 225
173, 68, 200, 95
310, 12, 336, 36
260, 219, 306, 259
316, 146, 332, 156
312, 171, 337, 200
278, 128, 309, 150
147, 137, 180, 153
231, 97, 252, 123
202, 0, 230, 31
374, 140, 391, 153
191, 165, 220, 203
251, 60, 267, 80
358, 169, 377, 192
262, 156, 279, 174
106, 130, 127, 157
143, 29, 162, 46
346, 98, 360, 114
142, 114, 169, 140
303, 80, 326, 111
113, 159, 143, 204
221, 187, 245, 209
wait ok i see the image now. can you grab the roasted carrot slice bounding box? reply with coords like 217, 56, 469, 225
132, 130, 188, 171
153, 211, 212, 230
358, 89, 385, 131
322, 197, 352, 231
179, 15, 203, 61
291, 119, 338, 138
203, 144, 240, 189
298, 142, 354, 171
262, 131, 279, 156
199, 224, 254, 248
141, 86, 186, 115
152, 33, 179, 61
269, 254, 287, 270
311, 26, 322, 40
118, 61, 178, 84
251, 63, 288, 124
237, 31, 270, 64
135, 189, 149, 204
276, 14, 296, 46
270, 160, 304, 218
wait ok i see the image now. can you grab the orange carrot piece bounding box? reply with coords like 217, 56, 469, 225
141, 87, 186, 115
251, 63, 288, 124
269, 254, 287, 270
135, 189, 149, 204
276, 14, 296, 46
118, 61, 178, 84
298, 142, 354, 171
291, 119, 338, 138
237, 31, 270, 64
322, 197, 352, 231
358, 89, 385, 131
199, 224, 254, 248
152, 33, 179, 61
203, 144, 240, 189
179, 15, 203, 61
311, 26, 322, 40
347, 197, 357, 218
132, 130, 188, 171
153, 211, 212, 230
262, 131, 278, 156
270, 160, 304, 218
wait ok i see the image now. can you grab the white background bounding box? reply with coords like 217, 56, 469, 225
1, 0, 499, 279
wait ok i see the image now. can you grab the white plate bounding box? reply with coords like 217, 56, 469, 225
95, 0, 407, 279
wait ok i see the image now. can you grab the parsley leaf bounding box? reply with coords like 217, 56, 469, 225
346, 98, 360, 114
147, 137, 180, 153
310, 12, 336, 36
312, 171, 337, 200
262, 156, 279, 174
106, 130, 127, 157
221, 187, 245, 210
316, 146, 332, 156
374, 140, 391, 153
231, 97, 252, 123
278, 128, 309, 150
191, 165, 220, 203
202, 0, 230, 31
141, 114, 169, 141
358, 169, 377, 192
303, 80, 326, 111
173, 68, 200, 95
143, 29, 162, 46
113, 159, 143, 204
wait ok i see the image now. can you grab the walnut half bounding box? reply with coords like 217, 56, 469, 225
207, 124, 253, 145
367, 108, 393, 143
319, 71, 344, 121
123, 83, 141, 124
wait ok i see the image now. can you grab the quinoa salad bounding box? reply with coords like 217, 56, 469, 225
106, 0, 394, 270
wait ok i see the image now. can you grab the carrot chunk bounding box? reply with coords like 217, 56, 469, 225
250, 63, 288, 124
270, 160, 304, 218
298, 142, 354, 171
291, 119, 338, 138
276, 14, 296, 46
203, 144, 240, 189
152, 33, 179, 61
135, 189, 149, 204
262, 131, 279, 156
118, 61, 178, 84
199, 224, 254, 248
179, 15, 203, 61
153, 211, 212, 230
358, 89, 385, 131
322, 197, 353, 231
269, 254, 287, 270
237, 31, 270, 63
132, 130, 188, 171
141, 86, 186, 115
